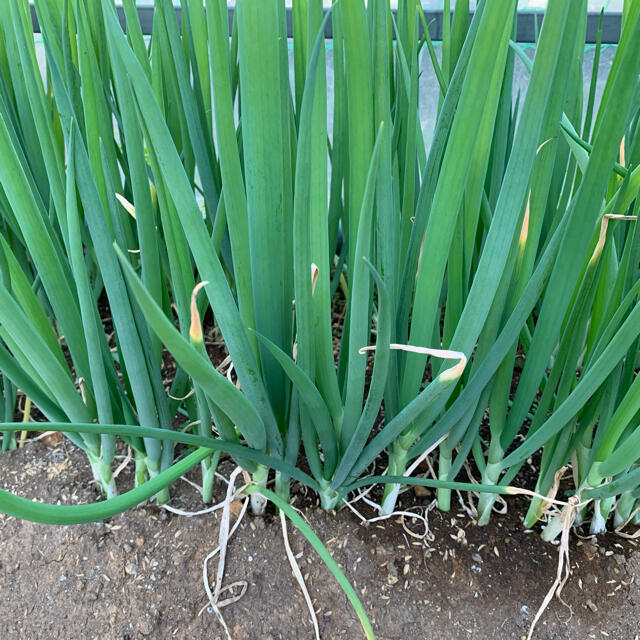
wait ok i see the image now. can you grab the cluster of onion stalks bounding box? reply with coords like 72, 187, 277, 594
0, 1, 638, 546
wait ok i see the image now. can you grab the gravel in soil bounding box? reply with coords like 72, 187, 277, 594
1, 440, 639, 640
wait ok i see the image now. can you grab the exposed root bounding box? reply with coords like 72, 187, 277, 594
199, 467, 249, 638
404, 434, 447, 477
346, 492, 437, 543
178, 469, 232, 497
614, 506, 640, 539
161, 502, 225, 517
343, 437, 443, 520
180, 475, 206, 493
456, 489, 478, 520
527, 496, 579, 640
505, 487, 572, 509
168, 388, 196, 401
280, 510, 320, 640
112, 446, 132, 481
341, 461, 383, 510
20, 430, 58, 444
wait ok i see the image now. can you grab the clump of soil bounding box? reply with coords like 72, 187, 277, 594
1, 440, 639, 640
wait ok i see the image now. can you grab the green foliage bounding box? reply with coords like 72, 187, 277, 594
0, 0, 638, 551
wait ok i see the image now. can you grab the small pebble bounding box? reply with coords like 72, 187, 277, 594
138, 617, 154, 636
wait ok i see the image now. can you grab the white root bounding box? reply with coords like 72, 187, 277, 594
199, 467, 249, 639
161, 502, 226, 518
280, 510, 320, 640
527, 496, 579, 640
111, 446, 133, 481
614, 506, 640, 539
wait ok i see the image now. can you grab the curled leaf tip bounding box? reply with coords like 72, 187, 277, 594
590, 214, 637, 264
359, 343, 467, 380
115, 193, 136, 219
189, 281, 209, 343
439, 352, 468, 381
536, 137, 555, 155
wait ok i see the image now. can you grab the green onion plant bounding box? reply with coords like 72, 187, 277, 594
0, 0, 638, 549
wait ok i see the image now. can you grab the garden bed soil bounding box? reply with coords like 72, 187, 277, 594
1, 440, 639, 640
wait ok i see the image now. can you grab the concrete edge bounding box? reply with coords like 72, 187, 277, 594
29, 4, 621, 45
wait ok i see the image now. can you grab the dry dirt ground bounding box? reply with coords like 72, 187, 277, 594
0, 439, 639, 640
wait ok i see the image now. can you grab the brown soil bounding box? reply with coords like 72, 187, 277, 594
1, 440, 639, 640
